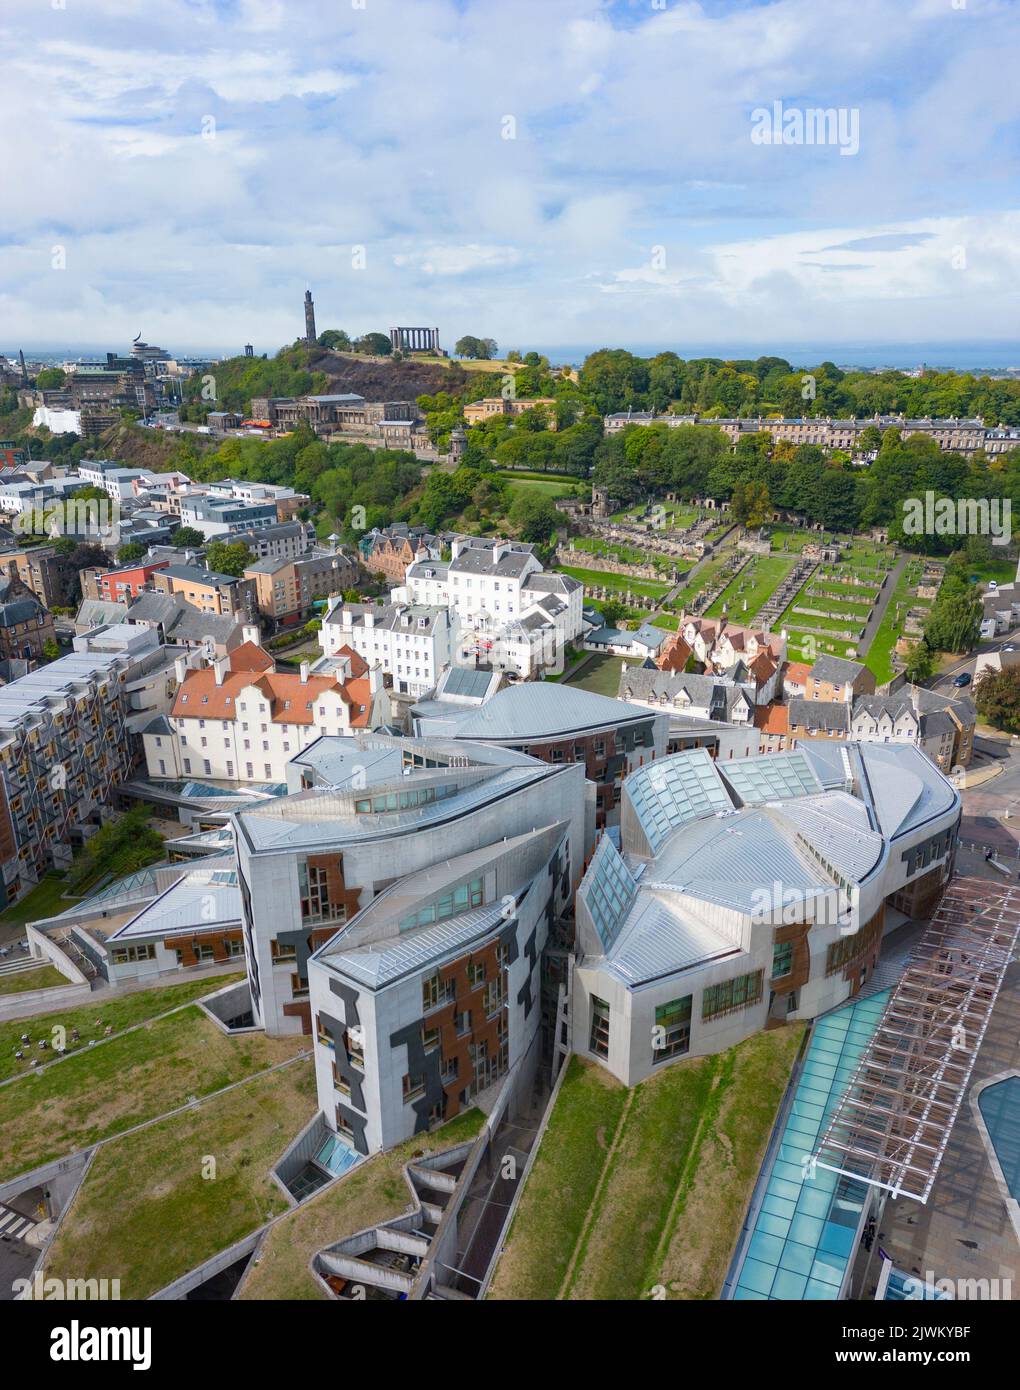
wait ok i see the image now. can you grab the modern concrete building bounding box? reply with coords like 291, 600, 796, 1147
412, 681, 668, 829
573, 742, 961, 1087
231, 734, 588, 1156
177, 495, 277, 538
0, 626, 185, 905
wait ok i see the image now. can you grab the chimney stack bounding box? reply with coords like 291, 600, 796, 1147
242, 624, 260, 646
300, 661, 310, 684
174, 656, 188, 684
213, 656, 229, 686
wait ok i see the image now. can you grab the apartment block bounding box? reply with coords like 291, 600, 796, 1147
0, 627, 179, 905
245, 552, 358, 627
319, 600, 454, 698
143, 641, 389, 785
232, 735, 587, 1155
152, 563, 256, 620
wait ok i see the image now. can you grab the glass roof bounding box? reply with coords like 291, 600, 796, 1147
730, 990, 889, 1301
626, 750, 733, 855
579, 836, 638, 951
721, 750, 822, 805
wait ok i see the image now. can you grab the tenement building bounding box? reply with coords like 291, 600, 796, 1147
231, 734, 588, 1154
573, 741, 961, 1086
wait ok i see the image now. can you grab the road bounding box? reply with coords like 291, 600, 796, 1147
927, 628, 1020, 694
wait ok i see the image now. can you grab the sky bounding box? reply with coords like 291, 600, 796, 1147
2, 0, 1019, 357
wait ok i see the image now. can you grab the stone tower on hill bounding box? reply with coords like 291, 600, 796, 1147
304, 290, 316, 345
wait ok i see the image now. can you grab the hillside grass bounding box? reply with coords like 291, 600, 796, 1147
488, 1027, 803, 1301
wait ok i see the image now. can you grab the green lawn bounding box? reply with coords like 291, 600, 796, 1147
558, 565, 671, 599
564, 653, 627, 696
0, 874, 80, 928
489, 1027, 803, 1301
669, 554, 733, 612
970, 554, 1017, 586
807, 580, 881, 602
784, 629, 859, 662
0, 1003, 306, 1182
487, 1058, 628, 1301
44, 1058, 318, 1300
0, 973, 245, 1083
866, 563, 924, 684
504, 477, 578, 499
0, 964, 67, 996
705, 555, 797, 621
238, 1107, 486, 1301
571, 536, 674, 574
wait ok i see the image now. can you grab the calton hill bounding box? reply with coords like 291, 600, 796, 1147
3, 342, 1017, 684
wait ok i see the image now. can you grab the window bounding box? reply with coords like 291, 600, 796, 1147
422, 1024, 441, 1052
466, 960, 486, 988
298, 860, 346, 924
110, 943, 157, 964
483, 977, 504, 1017
772, 941, 794, 980
589, 996, 611, 1057
403, 1073, 425, 1102
701, 970, 764, 1021
653, 995, 692, 1062
423, 972, 455, 1013
344, 1027, 364, 1067
455, 1009, 471, 1037
271, 939, 297, 963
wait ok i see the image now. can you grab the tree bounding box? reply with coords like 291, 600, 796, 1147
509, 491, 560, 544
455, 335, 497, 360
902, 640, 935, 684
975, 667, 1020, 734
70, 484, 109, 504
117, 542, 146, 564
42, 637, 61, 661
353, 332, 392, 356
598, 600, 628, 629
35, 367, 66, 389
169, 526, 205, 548
731, 480, 772, 528
205, 540, 253, 577
923, 582, 983, 655
317, 329, 351, 350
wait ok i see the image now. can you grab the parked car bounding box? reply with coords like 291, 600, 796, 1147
952, 672, 972, 687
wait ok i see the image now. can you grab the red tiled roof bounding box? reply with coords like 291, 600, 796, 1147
228, 641, 274, 673
173, 660, 370, 726
754, 704, 789, 734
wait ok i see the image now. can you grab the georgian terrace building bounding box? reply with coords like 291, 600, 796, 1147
573, 741, 961, 1087
603, 411, 1018, 456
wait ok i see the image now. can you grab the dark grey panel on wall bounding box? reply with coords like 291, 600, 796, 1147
389, 1016, 445, 1136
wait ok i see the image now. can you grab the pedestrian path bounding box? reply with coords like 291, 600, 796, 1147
0, 1203, 36, 1241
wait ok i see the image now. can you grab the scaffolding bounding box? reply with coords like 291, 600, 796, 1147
813, 876, 1020, 1205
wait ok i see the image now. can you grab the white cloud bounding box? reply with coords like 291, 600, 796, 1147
0, 0, 1017, 351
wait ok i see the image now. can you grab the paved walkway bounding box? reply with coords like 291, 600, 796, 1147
857, 553, 907, 658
